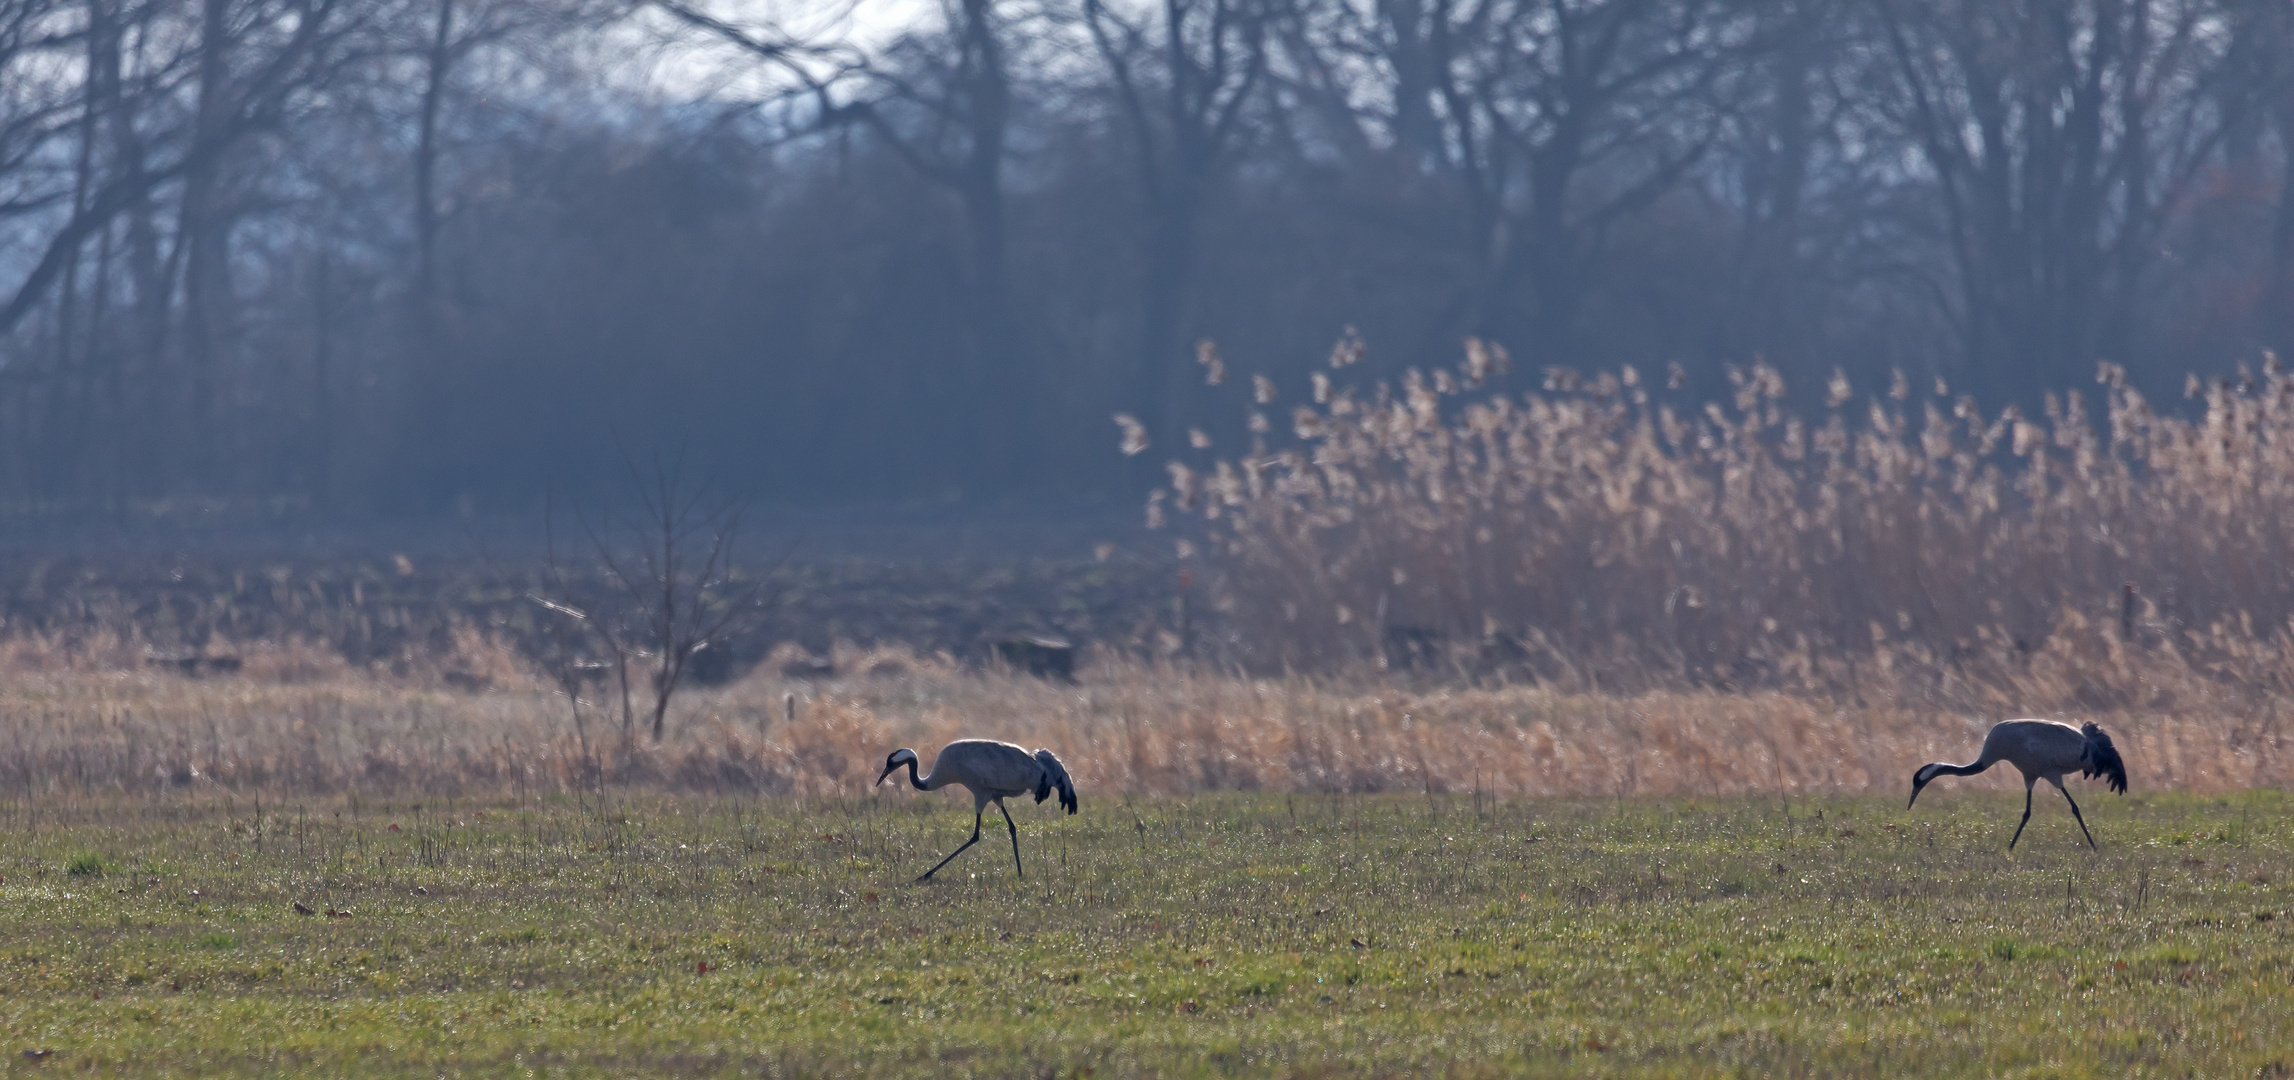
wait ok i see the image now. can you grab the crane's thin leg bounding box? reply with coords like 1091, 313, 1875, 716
2052, 778, 2098, 851
2008, 778, 2036, 850
919, 810, 984, 882
998, 800, 1024, 879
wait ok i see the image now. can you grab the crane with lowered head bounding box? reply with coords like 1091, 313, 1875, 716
1908, 719, 2128, 850
877, 739, 1077, 881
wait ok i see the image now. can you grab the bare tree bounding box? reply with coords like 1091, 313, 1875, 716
535, 456, 774, 747
1869, 0, 2254, 397
1081, 0, 1271, 452
652, 0, 1038, 478
412, 0, 591, 309
1287, 0, 1749, 361
2236, 0, 2294, 359
0, 0, 357, 340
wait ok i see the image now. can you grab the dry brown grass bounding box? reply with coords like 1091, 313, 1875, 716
0, 639, 2284, 800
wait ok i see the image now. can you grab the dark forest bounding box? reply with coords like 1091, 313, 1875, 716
3, 0, 2292, 512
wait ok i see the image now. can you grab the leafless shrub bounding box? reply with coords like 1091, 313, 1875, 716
531, 457, 776, 749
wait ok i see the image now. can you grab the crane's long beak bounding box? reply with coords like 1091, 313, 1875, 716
876, 765, 895, 786
1906, 778, 1925, 810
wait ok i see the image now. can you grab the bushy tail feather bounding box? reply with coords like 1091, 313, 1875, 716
2081, 722, 2129, 794
1033, 749, 1078, 814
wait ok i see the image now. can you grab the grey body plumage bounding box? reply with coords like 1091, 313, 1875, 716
877, 739, 1077, 881
1908, 719, 2128, 849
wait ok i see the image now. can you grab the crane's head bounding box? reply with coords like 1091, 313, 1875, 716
1907, 763, 1945, 809
877, 748, 919, 786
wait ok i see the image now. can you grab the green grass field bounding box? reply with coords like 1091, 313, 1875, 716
0, 787, 2286, 1076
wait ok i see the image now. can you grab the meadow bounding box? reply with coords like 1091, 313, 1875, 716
0, 786, 2287, 1077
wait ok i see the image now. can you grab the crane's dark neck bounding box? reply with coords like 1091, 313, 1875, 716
1909, 756, 1994, 809
899, 756, 931, 791
1929, 759, 1993, 778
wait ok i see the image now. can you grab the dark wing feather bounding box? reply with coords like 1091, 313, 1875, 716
1033, 749, 1077, 814
2081, 722, 2128, 794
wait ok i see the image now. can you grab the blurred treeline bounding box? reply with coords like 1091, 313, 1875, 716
3, 0, 2293, 511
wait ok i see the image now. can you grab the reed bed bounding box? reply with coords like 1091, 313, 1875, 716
1159, 353, 2294, 704
0, 640, 2285, 799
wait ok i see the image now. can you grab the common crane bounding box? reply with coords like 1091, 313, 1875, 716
1907, 719, 2128, 849
876, 739, 1077, 881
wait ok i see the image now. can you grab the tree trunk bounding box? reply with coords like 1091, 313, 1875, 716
415, 0, 455, 308
311, 246, 333, 507
956, 0, 1027, 484
1134, 185, 1203, 457
2270, 87, 2294, 358
178, 0, 235, 490
44, 0, 112, 499
1521, 129, 1587, 366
